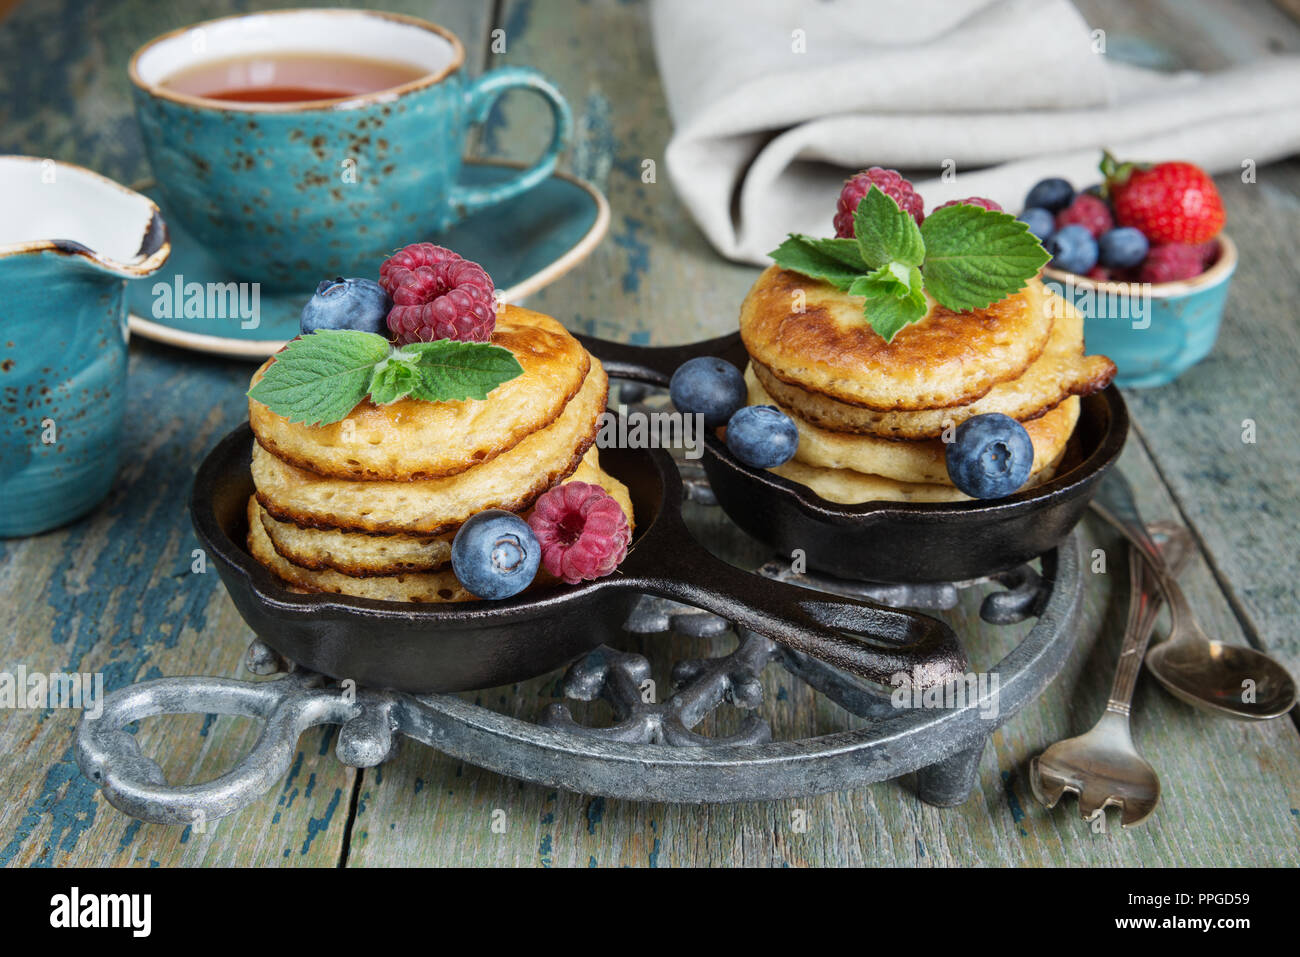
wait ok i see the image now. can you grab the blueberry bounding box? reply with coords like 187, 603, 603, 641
1045, 224, 1098, 274
945, 414, 1034, 499
1024, 177, 1074, 212
451, 510, 541, 600
1082, 182, 1104, 197
300, 277, 391, 335
1017, 207, 1056, 242
669, 356, 747, 428
725, 405, 798, 468
1098, 227, 1149, 269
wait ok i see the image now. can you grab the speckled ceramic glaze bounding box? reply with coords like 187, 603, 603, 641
0, 157, 170, 537
129, 9, 571, 291
1043, 235, 1237, 388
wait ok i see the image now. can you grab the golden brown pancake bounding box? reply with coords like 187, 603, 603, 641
748, 365, 1079, 483
247, 496, 474, 602
259, 451, 635, 577
260, 510, 455, 577
247, 458, 635, 602
771, 454, 1063, 505
740, 268, 1055, 411
254, 361, 608, 535
750, 291, 1114, 439
249, 305, 591, 481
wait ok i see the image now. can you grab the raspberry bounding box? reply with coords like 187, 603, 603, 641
380, 245, 497, 344
1192, 238, 1221, 268
933, 196, 1003, 213
378, 242, 462, 292
528, 482, 630, 584
1085, 266, 1111, 281
1055, 194, 1113, 238
834, 167, 924, 238
1138, 243, 1203, 284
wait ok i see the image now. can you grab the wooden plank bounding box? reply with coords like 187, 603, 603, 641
346, 0, 1300, 867
464, 0, 761, 346
0, 0, 491, 866
0, 344, 357, 866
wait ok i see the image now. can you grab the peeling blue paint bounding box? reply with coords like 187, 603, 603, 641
0, 745, 100, 866
480, 0, 536, 155
575, 89, 617, 189
118, 819, 141, 854
586, 796, 605, 834
1000, 770, 1028, 836
612, 216, 650, 293
300, 786, 342, 856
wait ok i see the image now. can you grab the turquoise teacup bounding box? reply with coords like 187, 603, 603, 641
129, 9, 571, 291
0, 156, 170, 537
1043, 236, 1237, 388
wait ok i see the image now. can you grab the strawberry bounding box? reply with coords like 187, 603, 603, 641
1101, 152, 1225, 245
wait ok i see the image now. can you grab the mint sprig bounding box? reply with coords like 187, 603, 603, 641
248, 330, 524, 426
852, 187, 925, 269
919, 204, 1053, 312
769, 187, 1049, 342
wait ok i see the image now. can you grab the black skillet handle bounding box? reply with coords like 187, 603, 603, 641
617, 521, 969, 689
576, 331, 745, 387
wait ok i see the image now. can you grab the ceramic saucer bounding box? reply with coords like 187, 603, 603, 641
127, 159, 609, 359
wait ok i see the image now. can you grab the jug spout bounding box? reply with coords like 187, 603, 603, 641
0, 156, 169, 279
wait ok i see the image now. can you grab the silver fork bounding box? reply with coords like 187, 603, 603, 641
1029, 520, 1193, 828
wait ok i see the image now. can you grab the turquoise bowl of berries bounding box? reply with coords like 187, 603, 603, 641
1042, 235, 1236, 388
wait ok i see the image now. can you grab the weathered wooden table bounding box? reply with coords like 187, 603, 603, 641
2, 0, 1297, 867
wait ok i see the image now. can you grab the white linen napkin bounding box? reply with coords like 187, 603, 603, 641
650, 0, 1300, 264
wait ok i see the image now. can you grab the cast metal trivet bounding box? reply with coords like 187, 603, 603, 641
76, 537, 1081, 826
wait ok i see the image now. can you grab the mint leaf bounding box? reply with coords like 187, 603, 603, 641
367, 357, 419, 405
849, 262, 915, 299
768, 236, 862, 291
849, 263, 927, 342
919, 205, 1049, 312
856, 290, 928, 343
402, 340, 525, 402
248, 330, 389, 426
853, 187, 925, 269
807, 237, 869, 272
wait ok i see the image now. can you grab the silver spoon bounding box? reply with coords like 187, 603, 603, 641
1092, 471, 1297, 721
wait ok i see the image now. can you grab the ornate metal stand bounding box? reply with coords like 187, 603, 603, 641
77, 533, 1081, 825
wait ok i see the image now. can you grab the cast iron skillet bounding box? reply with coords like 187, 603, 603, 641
191, 424, 967, 694
579, 332, 1129, 584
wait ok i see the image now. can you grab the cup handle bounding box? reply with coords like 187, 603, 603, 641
450, 66, 572, 219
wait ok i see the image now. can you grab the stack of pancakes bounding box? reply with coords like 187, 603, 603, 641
738, 269, 1116, 503
245, 306, 632, 602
